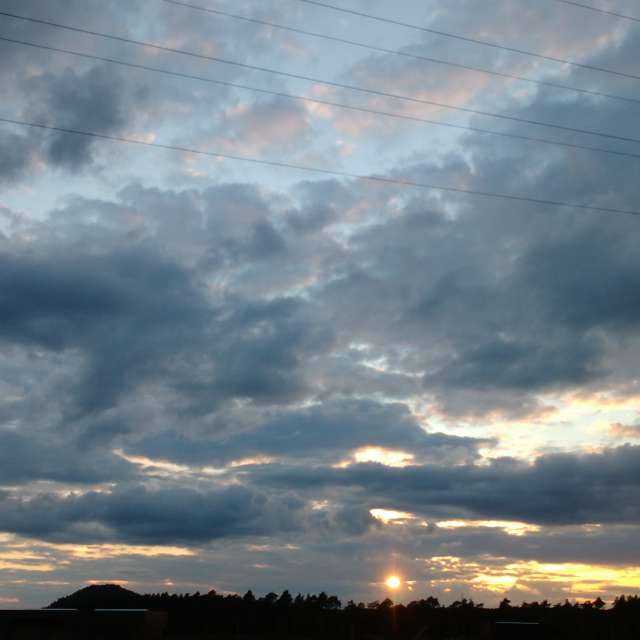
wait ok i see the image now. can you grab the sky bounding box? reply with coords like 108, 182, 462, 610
1, 0, 640, 609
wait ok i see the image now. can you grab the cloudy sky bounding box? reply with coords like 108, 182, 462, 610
1, 0, 640, 608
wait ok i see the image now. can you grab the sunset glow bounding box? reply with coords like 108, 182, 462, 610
385, 576, 402, 590
435, 520, 541, 536
370, 509, 415, 524
353, 447, 415, 467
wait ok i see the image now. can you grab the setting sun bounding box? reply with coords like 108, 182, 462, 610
385, 575, 401, 590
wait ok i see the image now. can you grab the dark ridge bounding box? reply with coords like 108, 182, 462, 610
47, 584, 144, 610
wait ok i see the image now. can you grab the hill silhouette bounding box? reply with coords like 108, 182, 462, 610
48, 584, 144, 610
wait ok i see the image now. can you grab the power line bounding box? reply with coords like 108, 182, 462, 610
2, 117, 638, 217
159, 0, 638, 105
552, 0, 640, 23
291, 0, 640, 81
2, 11, 640, 147
4, 35, 639, 162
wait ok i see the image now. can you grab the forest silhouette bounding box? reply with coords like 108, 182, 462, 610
41, 583, 640, 639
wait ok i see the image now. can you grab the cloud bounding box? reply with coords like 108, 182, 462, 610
0, 484, 303, 544
248, 445, 640, 526
129, 399, 487, 466
216, 97, 312, 154
0, 430, 132, 485
0, 129, 39, 183
24, 64, 146, 170
0, 244, 209, 414
610, 423, 640, 439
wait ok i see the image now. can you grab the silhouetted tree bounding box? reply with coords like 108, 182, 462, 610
278, 590, 293, 607
378, 598, 394, 611
243, 589, 256, 603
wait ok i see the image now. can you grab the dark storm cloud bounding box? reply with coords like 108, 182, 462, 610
0, 1, 154, 178
286, 179, 354, 233
130, 399, 487, 466
307, 60, 640, 419
0, 245, 209, 413
315, 202, 615, 417
0, 0, 139, 71
0, 130, 38, 183
248, 445, 640, 526
410, 180, 640, 412
24, 64, 145, 170
0, 0, 283, 178
515, 225, 640, 333
423, 335, 602, 393
0, 229, 334, 423
208, 296, 334, 405
0, 484, 303, 543
415, 523, 640, 568
0, 429, 132, 485
170, 294, 335, 417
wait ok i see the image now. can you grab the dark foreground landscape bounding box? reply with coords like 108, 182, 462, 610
2, 585, 640, 639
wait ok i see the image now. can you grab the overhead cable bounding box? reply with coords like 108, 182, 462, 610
2, 117, 638, 217
553, 0, 640, 23
1, 11, 639, 146
3, 35, 639, 161
291, 0, 640, 81
159, 0, 639, 105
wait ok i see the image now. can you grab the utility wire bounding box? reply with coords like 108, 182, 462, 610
160, 0, 638, 105
291, 0, 640, 81
4, 36, 639, 161
552, 0, 640, 23
2, 117, 637, 216
2, 11, 640, 147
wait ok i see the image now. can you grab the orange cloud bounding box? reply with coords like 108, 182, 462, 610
610, 423, 640, 439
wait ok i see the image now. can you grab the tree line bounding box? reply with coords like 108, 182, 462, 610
48, 585, 640, 639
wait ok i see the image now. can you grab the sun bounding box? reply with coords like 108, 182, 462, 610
385, 575, 401, 590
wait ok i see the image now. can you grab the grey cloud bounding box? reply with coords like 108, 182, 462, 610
0, 429, 132, 485
197, 295, 334, 410
424, 335, 603, 393
130, 399, 487, 466
25, 64, 145, 170
0, 224, 335, 424
248, 445, 640, 526
286, 179, 355, 233
0, 484, 303, 544
0, 1, 141, 71
306, 50, 640, 417
215, 96, 311, 153
0, 129, 38, 183
306, 502, 379, 537
0, 245, 209, 413
515, 225, 640, 333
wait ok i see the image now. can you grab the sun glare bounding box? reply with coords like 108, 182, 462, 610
385, 575, 401, 590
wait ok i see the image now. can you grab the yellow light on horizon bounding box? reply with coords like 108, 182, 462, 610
370, 508, 414, 524
385, 575, 402, 590
354, 447, 414, 467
